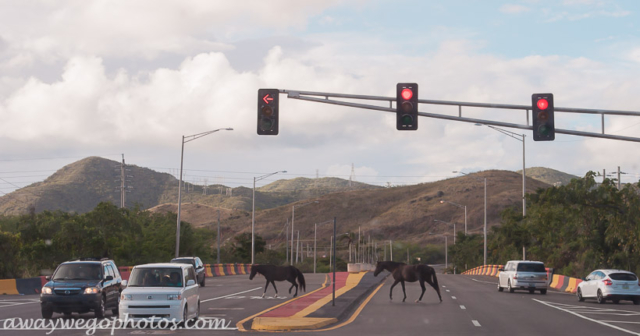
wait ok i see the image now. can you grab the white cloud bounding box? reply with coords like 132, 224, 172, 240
500, 4, 531, 14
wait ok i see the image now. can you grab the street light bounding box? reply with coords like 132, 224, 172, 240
452, 171, 487, 266
291, 200, 319, 264
439, 200, 467, 235
475, 123, 526, 217
176, 127, 233, 258
429, 233, 451, 270
252, 170, 287, 264
314, 220, 334, 273
434, 219, 456, 244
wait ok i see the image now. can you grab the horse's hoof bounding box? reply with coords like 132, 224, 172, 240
415, 299, 420, 303
274, 294, 278, 298
261, 294, 265, 298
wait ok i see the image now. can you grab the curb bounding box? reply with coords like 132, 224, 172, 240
239, 271, 387, 332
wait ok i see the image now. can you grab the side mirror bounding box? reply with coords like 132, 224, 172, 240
45, 276, 51, 281
121, 280, 128, 287
498, 268, 504, 272
105, 275, 114, 281
197, 265, 204, 270
186, 279, 196, 287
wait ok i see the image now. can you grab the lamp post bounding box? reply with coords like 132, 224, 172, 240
434, 219, 456, 244
176, 127, 233, 258
252, 170, 286, 264
452, 171, 487, 265
430, 233, 450, 270
476, 124, 526, 217
439, 200, 467, 235
291, 200, 319, 264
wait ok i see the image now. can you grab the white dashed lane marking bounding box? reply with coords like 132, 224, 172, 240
472, 320, 481, 327
460, 305, 466, 310
452, 296, 457, 300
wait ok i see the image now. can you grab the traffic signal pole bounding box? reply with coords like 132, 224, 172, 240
278, 89, 640, 143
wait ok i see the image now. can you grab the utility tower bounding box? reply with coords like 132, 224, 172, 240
115, 154, 132, 208
349, 163, 356, 188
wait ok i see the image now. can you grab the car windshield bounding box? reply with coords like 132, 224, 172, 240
129, 268, 183, 287
609, 273, 638, 281
53, 264, 102, 280
517, 263, 546, 272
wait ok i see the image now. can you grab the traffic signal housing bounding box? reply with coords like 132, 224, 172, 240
532, 93, 555, 141
257, 89, 279, 135
396, 83, 418, 130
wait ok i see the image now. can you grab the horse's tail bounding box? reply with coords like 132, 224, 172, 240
295, 267, 306, 292
429, 266, 443, 302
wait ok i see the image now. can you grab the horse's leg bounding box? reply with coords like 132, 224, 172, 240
417, 279, 426, 303
262, 279, 270, 298
288, 279, 299, 297
271, 280, 278, 298
401, 280, 407, 302
389, 279, 400, 301
425, 270, 443, 302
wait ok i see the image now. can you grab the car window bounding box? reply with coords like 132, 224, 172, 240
128, 268, 183, 287
596, 271, 605, 280
188, 267, 196, 282
106, 265, 115, 278
196, 258, 202, 268
53, 263, 102, 281
610, 273, 637, 281
516, 263, 545, 272
110, 263, 120, 277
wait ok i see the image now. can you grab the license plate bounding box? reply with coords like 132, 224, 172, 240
623, 284, 629, 290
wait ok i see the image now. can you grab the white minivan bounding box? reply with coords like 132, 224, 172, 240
498, 260, 548, 294
119, 263, 200, 323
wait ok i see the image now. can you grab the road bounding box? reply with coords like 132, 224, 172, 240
2, 273, 640, 335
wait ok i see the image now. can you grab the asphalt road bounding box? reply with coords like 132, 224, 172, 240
2, 272, 640, 335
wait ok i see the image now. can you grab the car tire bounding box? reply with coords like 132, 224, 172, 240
577, 288, 584, 302
612, 299, 620, 304
529, 288, 535, 294
63, 312, 72, 317
508, 280, 514, 293
200, 277, 205, 287
195, 301, 200, 320
182, 304, 188, 325
41, 308, 53, 319
497, 282, 503, 292
112, 292, 120, 316
633, 298, 640, 305
540, 289, 547, 295
597, 290, 606, 304
95, 296, 106, 318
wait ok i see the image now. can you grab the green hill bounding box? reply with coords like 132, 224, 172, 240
517, 167, 579, 186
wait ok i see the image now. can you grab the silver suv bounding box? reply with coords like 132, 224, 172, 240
497, 260, 548, 294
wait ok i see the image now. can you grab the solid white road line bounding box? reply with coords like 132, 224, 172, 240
201, 287, 262, 303
472, 320, 481, 327
534, 299, 639, 335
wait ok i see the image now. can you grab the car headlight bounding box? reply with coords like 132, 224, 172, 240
83, 287, 100, 294
121, 294, 132, 301
167, 294, 181, 300
42, 287, 53, 294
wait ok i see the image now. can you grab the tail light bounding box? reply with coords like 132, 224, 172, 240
513, 273, 518, 280
603, 279, 613, 286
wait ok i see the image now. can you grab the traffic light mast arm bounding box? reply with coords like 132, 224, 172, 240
280, 89, 640, 143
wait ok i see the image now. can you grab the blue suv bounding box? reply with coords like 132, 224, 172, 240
40, 258, 122, 318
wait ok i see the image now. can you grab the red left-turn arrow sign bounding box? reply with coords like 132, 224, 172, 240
262, 94, 274, 104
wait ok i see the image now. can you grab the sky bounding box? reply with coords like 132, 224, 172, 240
1, 0, 640, 195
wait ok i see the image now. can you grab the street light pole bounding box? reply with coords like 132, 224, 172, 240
453, 171, 488, 265
291, 200, 319, 264
176, 127, 233, 258
439, 200, 467, 235
252, 170, 286, 264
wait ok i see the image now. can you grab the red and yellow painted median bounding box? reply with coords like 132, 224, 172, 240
238, 271, 372, 331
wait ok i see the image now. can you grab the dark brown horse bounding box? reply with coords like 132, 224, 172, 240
374, 261, 442, 303
249, 264, 306, 298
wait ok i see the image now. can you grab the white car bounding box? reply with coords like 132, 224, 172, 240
577, 269, 640, 304
497, 260, 548, 294
119, 263, 200, 323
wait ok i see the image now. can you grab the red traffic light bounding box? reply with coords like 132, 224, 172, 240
401, 88, 413, 100
537, 99, 549, 110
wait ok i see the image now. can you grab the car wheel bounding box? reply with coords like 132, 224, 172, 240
182, 304, 188, 325
508, 280, 514, 293
597, 290, 606, 304
63, 312, 72, 317
497, 282, 503, 292
540, 289, 547, 295
612, 299, 620, 304
95, 296, 106, 318
195, 301, 200, 320
577, 288, 584, 302
41, 308, 53, 319
633, 298, 640, 305
528, 288, 535, 294
200, 277, 205, 287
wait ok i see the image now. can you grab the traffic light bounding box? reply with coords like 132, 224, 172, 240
531, 93, 555, 141
396, 83, 418, 130
257, 89, 279, 135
